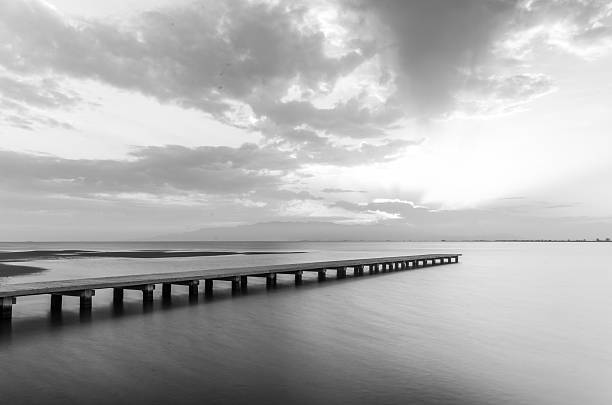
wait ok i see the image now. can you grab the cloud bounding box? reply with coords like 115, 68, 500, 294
269, 127, 423, 166
322, 188, 365, 193
348, 0, 611, 118
371, 198, 427, 209
0, 74, 80, 108
0, 0, 377, 135
350, 0, 520, 116
278, 198, 400, 224
505, 0, 612, 59
0, 73, 78, 129
2, 0, 607, 135
454, 73, 555, 116
0, 144, 298, 197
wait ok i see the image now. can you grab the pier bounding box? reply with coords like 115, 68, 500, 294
0, 253, 460, 320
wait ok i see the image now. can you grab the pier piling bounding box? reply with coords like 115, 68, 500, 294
162, 283, 172, 300
113, 288, 124, 304
204, 280, 213, 296
265, 273, 276, 288
0, 253, 460, 320
124, 284, 155, 303
1, 297, 15, 320
50, 294, 62, 312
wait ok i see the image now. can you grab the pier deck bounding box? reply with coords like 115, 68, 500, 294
0, 253, 460, 320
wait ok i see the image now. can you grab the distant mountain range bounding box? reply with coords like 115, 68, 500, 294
152, 221, 516, 242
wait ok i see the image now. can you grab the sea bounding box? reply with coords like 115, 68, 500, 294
0, 241, 610, 404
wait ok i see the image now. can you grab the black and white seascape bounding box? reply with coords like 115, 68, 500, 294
1, 1, 611, 404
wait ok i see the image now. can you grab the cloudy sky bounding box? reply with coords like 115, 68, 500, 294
1, 0, 612, 241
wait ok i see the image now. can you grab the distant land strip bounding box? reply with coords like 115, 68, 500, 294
445, 239, 612, 242
0, 250, 305, 263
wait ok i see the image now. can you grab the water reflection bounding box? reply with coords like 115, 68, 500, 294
1, 243, 611, 405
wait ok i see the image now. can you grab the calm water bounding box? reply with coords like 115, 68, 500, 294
0, 242, 611, 404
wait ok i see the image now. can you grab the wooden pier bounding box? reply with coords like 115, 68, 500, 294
0, 253, 460, 320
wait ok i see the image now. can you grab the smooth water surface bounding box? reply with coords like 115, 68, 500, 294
1, 242, 611, 404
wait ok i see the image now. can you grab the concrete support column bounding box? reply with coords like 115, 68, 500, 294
187, 281, 199, 298
49, 290, 94, 311
240, 276, 248, 290
1, 297, 15, 320
294, 271, 303, 284
113, 288, 124, 304
80, 290, 94, 310
204, 280, 213, 296
354, 265, 363, 276
141, 285, 155, 303
266, 273, 277, 288
337, 267, 347, 279
51, 294, 62, 312
162, 283, 172, 299
230, 277, 241, 292
318, 269, 326, 281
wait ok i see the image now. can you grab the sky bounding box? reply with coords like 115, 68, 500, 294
1, 0, 612, 241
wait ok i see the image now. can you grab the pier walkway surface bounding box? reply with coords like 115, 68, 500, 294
0, 253, 461, 320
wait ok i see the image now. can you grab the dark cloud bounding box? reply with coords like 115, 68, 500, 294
0, 75, 81, 108
0, 144, 297, 196
0, 75, 78, 129
349, 0, 520, 116
1, 0, 605, 136
0, 136, 417, 201
256, 98, 403, 138
1, 112, 74, 131
347, 0, 611, 117
0, 0, 374, 134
